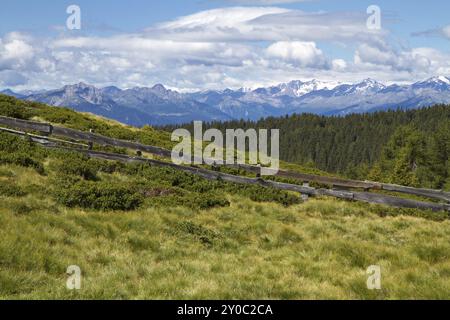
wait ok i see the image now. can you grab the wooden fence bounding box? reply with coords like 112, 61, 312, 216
1, 115, 449, 208
0, 116, 53, 134
40, 146, 449, 212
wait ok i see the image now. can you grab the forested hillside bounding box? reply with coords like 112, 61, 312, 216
168, 106, 450, 189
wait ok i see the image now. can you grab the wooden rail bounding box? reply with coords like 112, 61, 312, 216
238, 164, 382, 189
378, 183, 450, 203
0, 116, 52, 134
52, 126, 171, 158
277, 170, 450, 202
1, 124, 448, 211
1, 115, 449, 203
38, 146, 448, 212
44, 146, 319, 196
351, 191, 449, 211
0, 127, 88, 148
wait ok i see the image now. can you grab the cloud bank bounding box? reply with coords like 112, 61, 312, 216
0, 6, 449, 91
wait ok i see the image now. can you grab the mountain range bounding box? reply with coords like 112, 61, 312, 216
1, 76, 450, 126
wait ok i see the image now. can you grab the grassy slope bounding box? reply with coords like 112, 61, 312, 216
0, 94, 333, 177
1, 165, 450, 299
0, 95, 450, 299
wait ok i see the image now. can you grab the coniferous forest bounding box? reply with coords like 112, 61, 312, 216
165, 105, 450, 190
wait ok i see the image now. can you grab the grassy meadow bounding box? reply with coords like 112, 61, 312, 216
1, 163, 450, 299
0, 95, 449, 300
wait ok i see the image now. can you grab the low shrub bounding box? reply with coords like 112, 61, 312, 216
0, 182, 27, 197
0, 96, 33, 119
0, 153, 45, 174
53, 178, 143, 211
0, 132, 44, 155
174, 221, 222, 246
50, 150, 125, 176
191, 193, 231, 210
229, 184, 302, 207
0, 133, 46, 174
89, 159, 125, 174
145, 192, 230, 210
122, 162, 301, 207
9, 202, 33, 215
50, 152, 97, 180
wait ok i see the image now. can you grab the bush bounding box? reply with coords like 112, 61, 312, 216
9, 202, 33, 215
145, 190, 230, 210
53, 178, 143, 211
89, 159, 125, 174
0, 132, 45, 155
0, 183, 27, 197
0, 96, 33, 119
0, 133, 46, 174
50, 151, 127, 177
50, 152, 97, 180
0, 153, 45, 174
122, 162, 301, 207
191, 193, 230, 210
230, 184, 302, 207
174, 221, 222, 246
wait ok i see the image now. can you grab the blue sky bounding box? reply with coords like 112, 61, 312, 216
0, 0, 449, 90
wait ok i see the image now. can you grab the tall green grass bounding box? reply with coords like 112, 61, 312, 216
1, 165, 449, 299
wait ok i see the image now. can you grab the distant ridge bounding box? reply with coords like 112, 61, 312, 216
2, 76, 449, 126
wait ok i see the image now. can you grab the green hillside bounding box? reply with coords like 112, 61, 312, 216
174, 106, 450, 189
0, 95, 449, 299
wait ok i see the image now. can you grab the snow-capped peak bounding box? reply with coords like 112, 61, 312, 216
354, 78, 385, 92
412, 76, 450, 91
435, 76, 450, 84
151, 83, 167, 92
359, 78, 383, 86
274, 79, 340, 97
418, 76, 450, 85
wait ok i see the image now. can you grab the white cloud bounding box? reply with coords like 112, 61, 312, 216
52, 36, 256, 69
412, 24, 450, 41
443, 25, 450, 39
266, 41, 328, 68
355, 43, 399, 68
0, 32, 35, 71
159, 7, 289, 30
151, 7, 384, 44
0, 6, 448, 91
354, 43, 450, 80
332, 59, 347, 71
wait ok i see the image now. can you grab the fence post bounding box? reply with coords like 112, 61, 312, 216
302, 183, 310, 201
